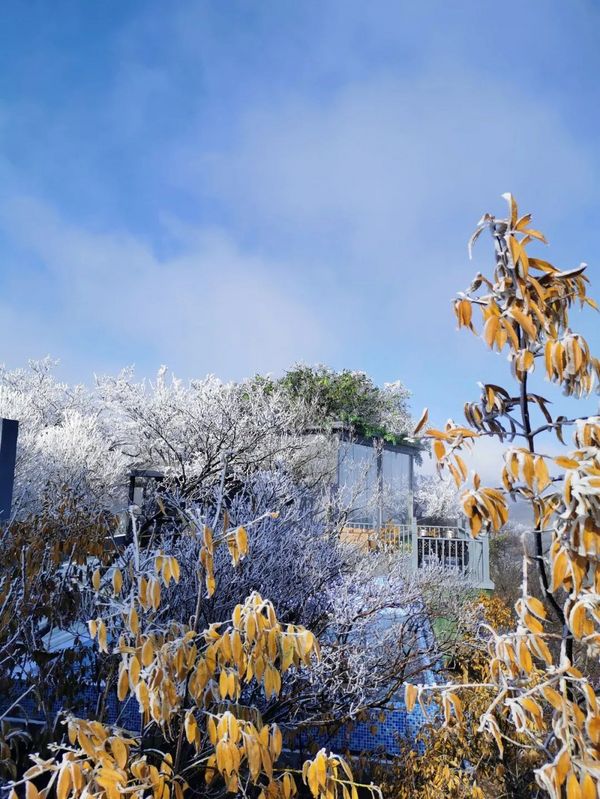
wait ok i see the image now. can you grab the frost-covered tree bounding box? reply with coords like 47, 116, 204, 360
4, 469, 376, 799
0, 361, 415, 522
96, 367, 330, 502
2, 452, 473, 799
144, 472, 473, 729
0, 362, 334, 518
0, 359, 126, 516
0, 449, 473, 791
407, 195, 600, 798
0, 358, 474, 795
415, 474, 462, 521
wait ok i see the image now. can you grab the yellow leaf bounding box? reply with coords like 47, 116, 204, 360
534, 457, 551, 492
405, 683, 418, 712
508, 235, 524, 271
569, 603, 587, 639
138, 576, 149, 609
555, 456, 579, 469
135, 681, 149, 712
203, 525, 213, 551
111, 738, 128, 770
567, 772, 582, 799
502, 318, 520, 351
271, 724, 283, 759
128, 606, 139, 635
78, 730, 96, 759
518, 639, 533, 673
235, 527, 248, 557
117, 665, 129, 701
483, 315, 500, 348
184, 711, 197, 745
509, 306, 536, 339
413, 408, 429, 436
522, 227, 547, 244
543, 685, 562, 710
246, 736, 261, 781
555, 749, 570, 786
112, 568, 123, 595
206, 573, 216, 598
141, 637, 154, 667
551, 549, 569, 592
151, 578, 161, 609
69, 762, 83, 793
219, 669, 228, 700
98, 620, 108, 653
129, 655, 141, 687
582, 773, 596, 799
502, 192, 518, 227
162, 559, 172, 585
526, 596, 547, 620
454, 454, 468, 481
448, 462, 462, 488
315, 752, 327, 789
433, 440, 446, 461
57, 764, 72, 799
523, 453, 535, 489
92, 569, 101, 591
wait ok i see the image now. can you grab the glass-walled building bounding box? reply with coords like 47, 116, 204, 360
336, 434, 416, 529
333, 429, 492, 589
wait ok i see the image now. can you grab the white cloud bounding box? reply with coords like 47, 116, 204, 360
167, 66, 596, 406
0, 197, 330, 380
1, 4, 598, 410
179, 68, 592, 274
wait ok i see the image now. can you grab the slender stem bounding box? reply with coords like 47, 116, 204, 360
518, 362, 572, 661
174, 454, 230, 776
491, 222, 570, 653
518, 374, 535, 453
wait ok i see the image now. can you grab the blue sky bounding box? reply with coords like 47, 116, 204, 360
1, 0, 599, 440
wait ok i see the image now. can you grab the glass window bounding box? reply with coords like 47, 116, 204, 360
337, 442, 413, 526
381, 449, 411, 523
337, 441, 377, 525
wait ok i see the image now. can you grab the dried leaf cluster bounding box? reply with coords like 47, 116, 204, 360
408, 195, 600, 798
7, 496, 381, 799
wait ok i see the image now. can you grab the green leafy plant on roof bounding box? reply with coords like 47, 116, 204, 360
275, 364, 416, 445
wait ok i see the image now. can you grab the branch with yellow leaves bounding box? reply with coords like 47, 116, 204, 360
408, 195, 600, 799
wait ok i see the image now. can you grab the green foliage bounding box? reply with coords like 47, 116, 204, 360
272, 364, 413, 443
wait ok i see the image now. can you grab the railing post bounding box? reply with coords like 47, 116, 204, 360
411, 519, 419, 572
481, 533, 492, 588
467, 536, 478, 584
466, 534, 492, 588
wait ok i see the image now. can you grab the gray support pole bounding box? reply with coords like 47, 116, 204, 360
411, 517, 419, 572
481, 533, 493, 589
375, 440, 383, 538
407, 452, 414, 524
0, 418, 19, 521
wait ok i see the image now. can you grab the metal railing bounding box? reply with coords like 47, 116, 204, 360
339, 521, 491, 588
340, 522, 412, 553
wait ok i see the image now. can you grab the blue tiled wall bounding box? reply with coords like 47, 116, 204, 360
0, 680, 142, 733
2, 612, 440, 756
300, 610, 442, 756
